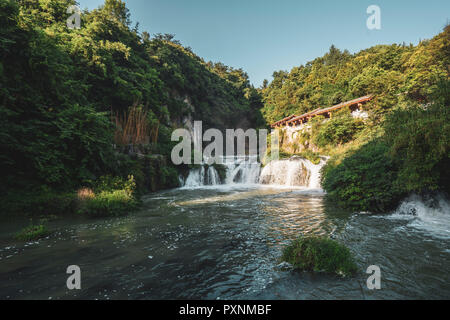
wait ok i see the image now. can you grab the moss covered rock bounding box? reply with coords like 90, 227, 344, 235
282, 236, 358, 276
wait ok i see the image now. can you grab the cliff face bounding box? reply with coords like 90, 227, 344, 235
276, 109, 369, 154
278, 126, 315, 154
147, 41, 263, 132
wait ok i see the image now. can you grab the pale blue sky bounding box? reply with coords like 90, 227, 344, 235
78, 0, 449, 86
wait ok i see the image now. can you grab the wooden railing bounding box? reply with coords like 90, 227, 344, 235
270, 95, 374, 128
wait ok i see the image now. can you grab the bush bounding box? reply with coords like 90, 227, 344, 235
314, 114, 364, 147
296, 150, 321, 165
113, 154, 147, 193
77, 175, 139, 217
93, 175, 137, 196
322, 140, 403, 212
384, 101, 450, 194
322, 93, 449, 213
15, 224, 49, 241
2, 189, 77, 216
79, 190, 139, 218
282, 236, 358, 276
160, 166, 180, 189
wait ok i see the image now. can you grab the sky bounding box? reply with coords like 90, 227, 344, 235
77, 0, 450, 87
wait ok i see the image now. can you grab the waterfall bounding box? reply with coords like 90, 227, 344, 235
259, 157, 326, 188
181, 156, 261, 188
303, 159, 325, 189
181, 156, 325, 189
184, 166, 206, 187
207, 166, 220, 185
224, 156, 261, 185
184, 165, 224, 187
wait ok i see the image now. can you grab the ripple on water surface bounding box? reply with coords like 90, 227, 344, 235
0, 187, 449, 299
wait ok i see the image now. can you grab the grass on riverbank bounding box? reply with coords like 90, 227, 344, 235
282, 236, 358, 277
77, 189, 139, 218
15, 224, 49, 241
2, 176, 141, 219
76, 175, 140, 217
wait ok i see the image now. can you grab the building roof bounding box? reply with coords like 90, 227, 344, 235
271, 95, 373, 128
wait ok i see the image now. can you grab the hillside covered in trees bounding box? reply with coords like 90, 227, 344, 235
0, 0, 448, 217
262, 29, 449, 124
0, 0, 263, 215
261, 26, 449, 212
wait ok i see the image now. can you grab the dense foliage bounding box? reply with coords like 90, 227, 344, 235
313, 113, 365, 147
78, 189, 138, 217
322, 89, 450, 212
0, 0, 263, 215
282, 236, 358, 276
1, 0, 448, 216
322, 140, 403, 212
384, 97, 450, 194
262, 30, 449, 124
262, 26, 449, 212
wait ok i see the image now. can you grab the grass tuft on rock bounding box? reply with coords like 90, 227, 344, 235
282, 236, 358, 277
15, 224, 49, 241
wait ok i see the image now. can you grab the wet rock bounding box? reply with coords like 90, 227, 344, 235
276, 262, 294, 271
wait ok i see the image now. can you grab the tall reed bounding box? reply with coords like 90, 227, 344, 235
113, 106, 150, 146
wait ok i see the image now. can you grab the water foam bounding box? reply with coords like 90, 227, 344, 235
387, 194, 450, 239
224, 156, 261, 185
259, 158, 326, 189
181, 156, 326, 190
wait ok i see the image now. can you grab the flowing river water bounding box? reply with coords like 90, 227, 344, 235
0, 159, 449, 300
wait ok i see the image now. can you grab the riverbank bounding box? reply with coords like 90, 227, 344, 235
0, 152, 180, 218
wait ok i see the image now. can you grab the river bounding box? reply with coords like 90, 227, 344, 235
1, 183, 449, 300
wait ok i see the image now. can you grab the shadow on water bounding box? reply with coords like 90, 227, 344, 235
0, 186, 449, 300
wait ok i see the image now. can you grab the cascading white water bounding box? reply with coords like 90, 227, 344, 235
207, 166, 220, 185
181, 156, 261, 188
259, 157, 326, 188
183, 165, 222, 187
181, 156, 325, 189
387, 194, 450, 239
224, 156, 261, 185
304, 159, 325, 189
184, 166, 206, 187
